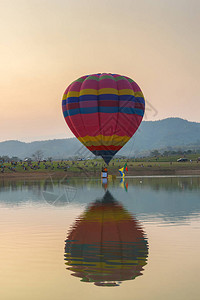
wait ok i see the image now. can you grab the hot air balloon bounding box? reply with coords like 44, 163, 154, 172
62, 73, 145, 164
64, 191, 148, 287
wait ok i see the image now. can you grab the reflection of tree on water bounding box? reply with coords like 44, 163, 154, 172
64, 191, 148, 287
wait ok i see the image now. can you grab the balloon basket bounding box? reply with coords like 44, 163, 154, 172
101, 171, 108, 179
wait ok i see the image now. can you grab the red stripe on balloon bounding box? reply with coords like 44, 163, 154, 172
87, 145, 122, 151
65, 112, 142, 138
98, 100, 118, 107
134, 103, 145, 110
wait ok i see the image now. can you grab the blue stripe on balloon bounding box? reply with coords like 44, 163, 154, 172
135, 97, 145, 104
120, 95, 145, 104
65, 94, 145, 104
63, 107, 98, 117
80, 94, 119, 101
63, 110, 69, 118
119, 107, 144, 115
80, 95, 99, 101
98, 107, 118, 113
99, 94, 118, 101
62, 100, 67, 106
99, 107, 144, 115
63, 107, 144, 117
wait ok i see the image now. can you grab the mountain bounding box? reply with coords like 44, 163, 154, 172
0, 118, 200, 159
0, 138, 81, 159
121, 117, 200, 156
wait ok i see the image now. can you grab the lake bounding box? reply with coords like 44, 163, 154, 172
0, 176, 200, 300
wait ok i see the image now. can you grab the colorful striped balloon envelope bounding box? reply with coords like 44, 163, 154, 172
62, 73, 145, 164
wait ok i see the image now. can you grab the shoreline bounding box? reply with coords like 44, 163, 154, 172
0, 168, 200, 180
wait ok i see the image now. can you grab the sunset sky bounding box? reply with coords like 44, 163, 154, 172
0, 0, 199, 142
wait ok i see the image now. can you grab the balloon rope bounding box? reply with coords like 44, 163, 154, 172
126, 136, 135, 164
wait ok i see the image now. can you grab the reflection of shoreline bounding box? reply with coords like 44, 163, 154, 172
0, 178, 199, 225
1, 176, 199, 192
64, 191, 149, 287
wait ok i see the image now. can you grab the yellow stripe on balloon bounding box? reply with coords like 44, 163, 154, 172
78, 135, 130, 147
83, 210, 132, 222
79, 88, 119, 96
118, 89, 134, 96
65, 89, 145, 99
62, 93, 68, 100
80, 89, 99, 96
65, 91, 80, 98
65, 260, 137, 269
134, 91, 144, 98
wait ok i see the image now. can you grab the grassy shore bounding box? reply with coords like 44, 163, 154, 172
0, 158, 200, 179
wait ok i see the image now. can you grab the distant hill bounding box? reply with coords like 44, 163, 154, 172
0, 118, 200, 159
122, 117, 200, 156
0, 138, 81, 159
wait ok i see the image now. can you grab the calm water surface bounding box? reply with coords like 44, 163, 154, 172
0, 176, 200, 300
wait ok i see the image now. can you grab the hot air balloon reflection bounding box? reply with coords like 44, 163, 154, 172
62, 73, 145, 164
64, 191, 148, 287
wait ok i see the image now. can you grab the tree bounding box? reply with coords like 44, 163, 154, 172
11, 156, 20, 162
32, 150, 44, 162
151, 150, 160, 157
187, 150, 192, 154
163, 151, 169, 157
